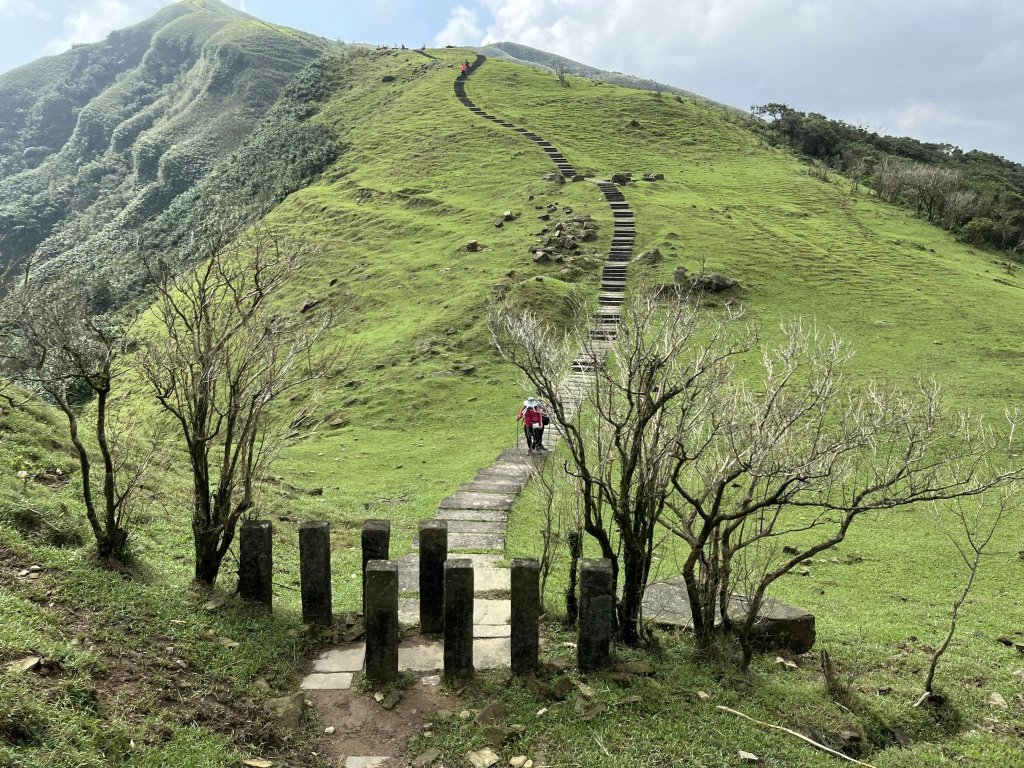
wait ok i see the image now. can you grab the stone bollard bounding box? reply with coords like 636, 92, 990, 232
510, 558, 540, 675
443, 558, 474, 679
299, 521, 332, 626
364, 560, 399, 682
419, 520, 448, 634
238, 519, 273, 608
578, 559, 614, 672
361, 519, 390, 616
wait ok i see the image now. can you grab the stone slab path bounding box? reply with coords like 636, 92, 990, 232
301, 55, 633, 696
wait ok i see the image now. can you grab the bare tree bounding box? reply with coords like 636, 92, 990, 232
141, 222, 341, 586
0, 275, 148, 561
918, 486, 1019, 705
555, 63, 570, 87
492, 285, 1023, 657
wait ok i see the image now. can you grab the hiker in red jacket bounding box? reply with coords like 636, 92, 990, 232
517, 397, 547, 451
460, 61, 469, 77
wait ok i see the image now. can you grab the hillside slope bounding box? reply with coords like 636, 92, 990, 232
0, 0, 329, 292
2, 36, 1024, 768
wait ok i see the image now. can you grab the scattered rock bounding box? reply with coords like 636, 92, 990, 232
571, 174, 586, 182
6, 656, 41, 674
475, 702, 509, 725
382, 75, 396, 83
467, 747, 500, 768
615, 660, 656, 677
542, 172, 565, 184
697, 690, 711, 703
265, 692, 306, 727
421, 674, 441, 687
324, 726, 335, 735
203, 595, 228, 611
642, 173, 665, 181
673, 266, 689, 284
611, 172, 631, 185
525, 675, 554, 700
28, 565, 42, 573
551, 676, 575, 700
503, 211, 516, 222
538, 214, 550, 221
466, 240, 481, 252
626, 119, 643, 129
411, 748, 441, 768
987, 692, 1008, 709
509, 757, 532, 768
582, 703, 606, 720
381, 690, 402, 710
634, 248, 662, 265
243, 760, 274, 768
738, 751, 762, 764
308, 487, 324, 497
690, 273, 737, 292
483, 725, 516, 745
532, 252, 551, 264
775, 656, 798, 671
607, 672, 632, 688
844, 552, 864, 564
495, 219, 504, 228
577, 682, 597, 699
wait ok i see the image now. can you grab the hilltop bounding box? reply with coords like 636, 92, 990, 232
1, 6, 1023, 768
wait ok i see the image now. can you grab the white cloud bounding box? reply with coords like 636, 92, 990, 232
458, 0, 1024, 160
43, 0, 174, 56
435, 4, 483, 46
0, 0, 49, 19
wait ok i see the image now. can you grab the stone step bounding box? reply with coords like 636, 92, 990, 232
460, 480, 524, 494
439, 491, 514, 510
436, 508, 508, 523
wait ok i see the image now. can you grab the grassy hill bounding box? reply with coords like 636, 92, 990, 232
1, 31, 1023, 768
0, 0, 330, 296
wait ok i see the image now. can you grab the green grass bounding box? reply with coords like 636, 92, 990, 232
3, 44, 1024, 768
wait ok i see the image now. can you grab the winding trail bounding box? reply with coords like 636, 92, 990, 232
300, 52, 635, 700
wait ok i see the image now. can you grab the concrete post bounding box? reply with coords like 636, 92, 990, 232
364, 560, 399, 682
419, 520, 448, 634
511, 558, 540, 675
443, 558, 474, 679
238, 519, 273, 609
299, 521, 332, 626
361, 519, 390, 616
578, 558, 614, 672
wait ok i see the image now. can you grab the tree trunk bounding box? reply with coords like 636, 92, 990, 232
618, 547, 647, 647
194, 525, 223, 586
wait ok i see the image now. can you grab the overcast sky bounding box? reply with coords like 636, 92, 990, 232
1, 0, 1021, 162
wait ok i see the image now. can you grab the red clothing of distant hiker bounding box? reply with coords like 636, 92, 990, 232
517, 399, 546, 451
460, 62, 468, 76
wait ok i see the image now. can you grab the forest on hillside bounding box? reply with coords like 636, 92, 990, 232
753, 104, 1024, 257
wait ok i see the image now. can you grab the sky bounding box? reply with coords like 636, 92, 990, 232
1, 0, 1021, 163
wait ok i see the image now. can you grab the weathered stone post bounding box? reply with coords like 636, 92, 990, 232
364, 560, 399, 682
299, 521, 332, 625
511, 558, 540, 675
238, 519, 273, 608
361, 519, 390, 616
419, 520, 448, 634
578, 558, 614, 672
443, 558, 474, 679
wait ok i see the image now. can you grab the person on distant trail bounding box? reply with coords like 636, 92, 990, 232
517, 397, 547, 452
460, 61, 469, 77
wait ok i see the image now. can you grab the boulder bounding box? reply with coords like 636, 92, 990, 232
532, 252, 551, 264
634, 248, 662, 265
580, 230, 598, 242
611, 172, 631, 185
382, 75, 396, 83
691, 273, 737, 292
542, 172, 566, 184
466, 240, 481, 252
642, 173, 665, 181
503, 210, 516, 222
643, 577, 816, 654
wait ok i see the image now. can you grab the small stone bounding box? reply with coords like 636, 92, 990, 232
535, 707, 548, 717
503, 211, 516, 222
18, 569, 28, 577
467, 747, 500, 768
577, 682, 597, 699
582, 703, 606, 720
381, 690, 401, 710
421, 674, 441, 687
510, 758, 529, 768
615, 661, 655, 676
243, 761, 273, 768
542, 657, 570, 674
374, 692, 385, 703
203, 595, 228, 611
775, 656, 798, 671
738, 751, 762, 764
28, 565, 42, 573
551, 677, 575, 700
475, 702, 509, 725
987, 692, 1008, 709
697, 691, 711, 703
483, 725, 515, 745
27, 572, 40, 580
265, 692, 306, 727
6, 656, 41, 674
411, 748, 441, 768
325, 726, 335, 735
466, 240, 481, 252
459, 710, 473, 720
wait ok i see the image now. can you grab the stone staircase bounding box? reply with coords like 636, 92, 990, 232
301, 55, 634, 692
